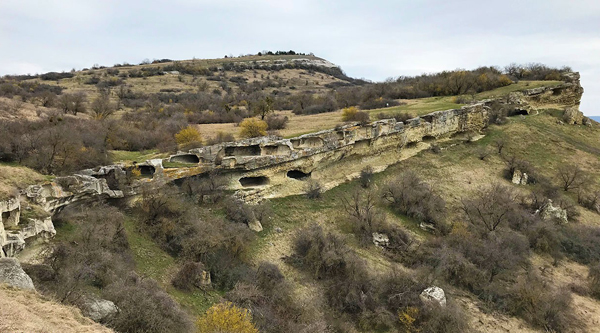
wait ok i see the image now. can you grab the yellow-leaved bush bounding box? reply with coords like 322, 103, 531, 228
239, 118, 268, 138
175, 126, 203, 146
197, 302, 259, 333
341, 106, 359, 121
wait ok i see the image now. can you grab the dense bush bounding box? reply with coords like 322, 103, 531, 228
104, 274, 194, 333
239, 118, 268, 138
265, 114, 288, 130
382, 170, 446, 230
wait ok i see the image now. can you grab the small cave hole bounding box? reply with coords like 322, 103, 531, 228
287, 170, 311, 180
239, 176, 270, 187
422, 135, 436, 142
405, 141, 418, 148
138, 165, 155, 177
170, 154, 200, 164
1, 211, 9, 221
510, 109, 529, 116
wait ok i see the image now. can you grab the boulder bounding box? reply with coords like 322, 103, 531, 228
511, 169, 528, 185
372, 233, 389, 248
79, 295, 119, 322
0, 258, 35, 290
563, 106, 584, 125
420, 286, 446, 307
538, 199, 568, 224
248, 219, 263, 232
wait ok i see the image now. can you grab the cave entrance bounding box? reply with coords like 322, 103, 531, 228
422, 135, 436, 142
170, 154, 200, 164
1, 211, 9, 221
510, 109, 529, 116
287, 170, 311, 180
239, 176, 270, 187
225, 145, 261, 157
139, 165, 155, 177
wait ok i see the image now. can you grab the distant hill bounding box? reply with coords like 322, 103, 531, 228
589, 116, 600, 122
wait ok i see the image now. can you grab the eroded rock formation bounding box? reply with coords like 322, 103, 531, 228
0, 74, 583, 257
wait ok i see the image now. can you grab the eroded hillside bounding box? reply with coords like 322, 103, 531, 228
1, 59, 597, 332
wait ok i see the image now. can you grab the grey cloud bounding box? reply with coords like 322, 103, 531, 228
0, 0, 598, 114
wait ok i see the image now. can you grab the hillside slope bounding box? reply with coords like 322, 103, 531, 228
0, 285, 113, 333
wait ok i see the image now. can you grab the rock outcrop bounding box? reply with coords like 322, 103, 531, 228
0, 258, 35, 290
420, 286, 447, 307
537, 199, 568, 224
511, 169, 528, 185
79, 296, 119, 323
0, 75, 582, 256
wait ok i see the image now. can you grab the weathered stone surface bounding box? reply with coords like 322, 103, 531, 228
0, 258, 35, 290
420, 286, 446, 307
563, 106, 584, 125
511, 169, 528, 185
538, 199, 568, 224
248, 220, 263, 232
79, 295, 119, 322
372, 233, 389, 248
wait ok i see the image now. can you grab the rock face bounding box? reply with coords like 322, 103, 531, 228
79, 296, 119, 323
420, 286, 446, 307
0, 258, 35, 290
511, 169, 528, 185
563, 106, 584, 125
372, 233, 390, 248
538, 199, 568, 224
1, 196, 55, 257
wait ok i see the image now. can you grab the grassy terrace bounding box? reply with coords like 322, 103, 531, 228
196, 80, 563, 141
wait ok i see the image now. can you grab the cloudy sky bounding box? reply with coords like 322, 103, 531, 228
1, 0, 599, 114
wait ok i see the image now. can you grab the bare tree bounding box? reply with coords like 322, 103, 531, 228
90, 91, 116, 120
461, 183, 516, 232
557, 164, 588, 192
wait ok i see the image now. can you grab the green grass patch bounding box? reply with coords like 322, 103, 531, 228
122, 217, 175, 281
367, 96, 463, 117
122, 215, 221, 316
110, 150, 168, 164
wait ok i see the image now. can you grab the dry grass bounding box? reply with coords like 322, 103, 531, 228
0, 164, 48, 200
0, 284, 114, 333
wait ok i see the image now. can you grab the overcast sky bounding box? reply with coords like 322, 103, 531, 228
1, 0, 599, 115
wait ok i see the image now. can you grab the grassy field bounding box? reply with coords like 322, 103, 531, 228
195, 80, 563, 142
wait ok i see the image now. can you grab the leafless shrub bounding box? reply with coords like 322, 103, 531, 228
381, 170, 446, 229
304, 179, 323, 199
476, 146, 491, 160
341, 190, 385, 246
462, 183, 516, 232
359, 165, 374, 188
172, 262, 209, 291
104, 273, 194, 333
265, 114, 288, 130
557, 163, 588, 192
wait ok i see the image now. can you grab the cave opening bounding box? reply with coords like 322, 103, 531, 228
510, 109, 529, 116
1, 211, 9, 221
138, 165, 155, 177
239, 176, 270, 187
170, 154, 200, 164
225, 145, 261, 157
422, 135, 436, 142
287, 170, 311, 180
